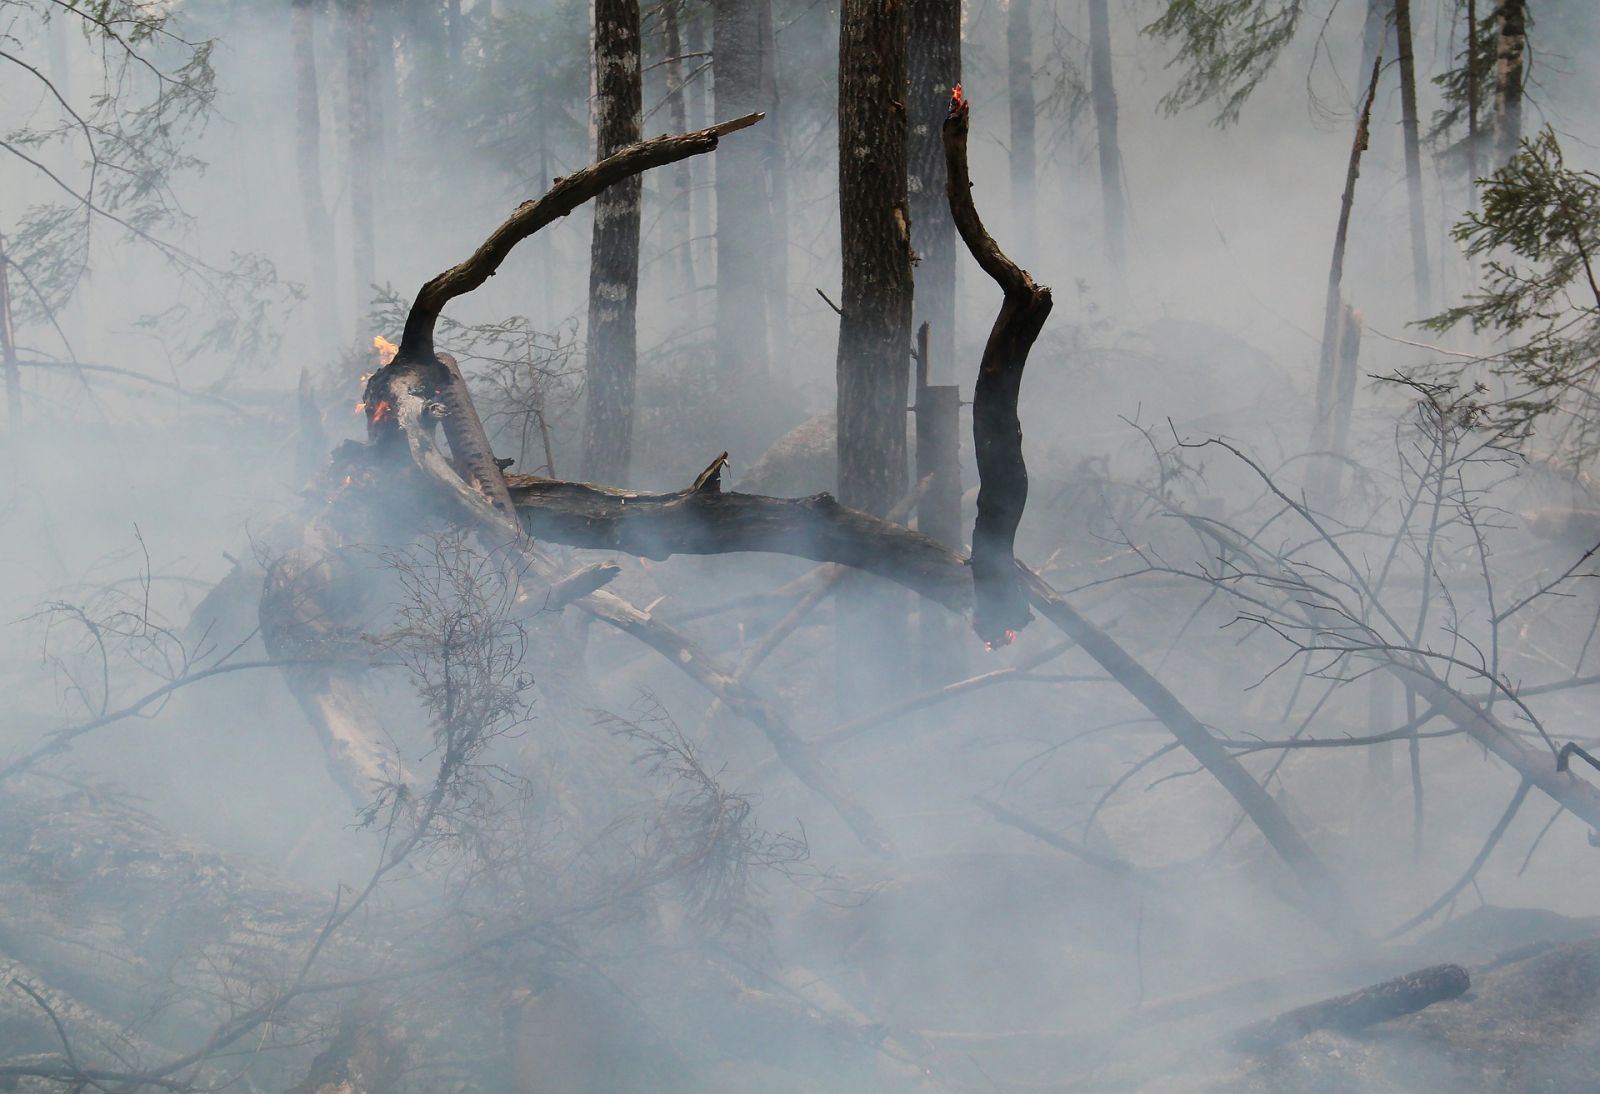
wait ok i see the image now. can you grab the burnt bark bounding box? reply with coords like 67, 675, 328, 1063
907, 0, 962, 381
836, 0, 913, 517
291, 0, 341, 348
1394, 0, 1431, 313
1492, 0, 1526, 167
836, 0, 915, 707
582, 0, 644, 484
712, 0, 771, 386
1088, 0, 1126, 286
943, 89, 1052, 645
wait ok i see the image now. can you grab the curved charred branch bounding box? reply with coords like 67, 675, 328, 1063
395, 112, 763, 365
942, 88, 1053, 645
503, 462, 1361, 941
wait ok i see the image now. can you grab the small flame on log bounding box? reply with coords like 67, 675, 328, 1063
374, 335, 400, 366
982, 628, 1018, 653
950, 83, 967, 112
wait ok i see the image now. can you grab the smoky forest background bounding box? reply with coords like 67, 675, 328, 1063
5, 0, 1600, 1088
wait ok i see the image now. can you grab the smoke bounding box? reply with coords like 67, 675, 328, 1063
4, 0, 1600, 1089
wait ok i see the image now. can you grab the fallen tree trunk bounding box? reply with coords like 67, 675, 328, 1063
1229, 963, 1470, 1053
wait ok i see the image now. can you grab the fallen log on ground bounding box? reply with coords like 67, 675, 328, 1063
1229, 963, 1470, 1053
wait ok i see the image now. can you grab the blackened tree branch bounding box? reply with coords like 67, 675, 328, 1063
942, 87, 1054, 645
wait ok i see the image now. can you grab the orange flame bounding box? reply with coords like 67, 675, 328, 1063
373, 335, 399, 366
368, 399, 393, 425
951, 83, 966, 111
982, 628, 1019, 653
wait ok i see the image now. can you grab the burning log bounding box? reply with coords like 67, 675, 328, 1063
1229, 963, 1470, 1053
942, 85, 1053, 647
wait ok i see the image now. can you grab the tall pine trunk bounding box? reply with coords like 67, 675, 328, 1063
712, 0, 771, 388
1493, 0, 1526, 167
1087, 0, 1126, 287
0, 232, 17, 429
342, 0, 377, 341
1394, 0, 1430, 313
582, 0, 644, 483
907, 0, 961, 382
685, 5, 712, 311
837, 0, 914, 707
662, 0, 697, 327
1309, 53, 1383, 509
757, 0, 789, 356
291, 0, 340, 350
1006, 0, 1036, 244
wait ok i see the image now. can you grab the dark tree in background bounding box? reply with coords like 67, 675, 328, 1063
908, 0, 962, 382
836, 0, 914, 705
713, 0, 772, 390
290, 0, 340, 349
836, 0, 912, 519
1394, 0, 1431, 312
582, 0, 644, 483
1493, 0, 1527, 166
661, 0, 698, 328
1088, 0, 1126, 286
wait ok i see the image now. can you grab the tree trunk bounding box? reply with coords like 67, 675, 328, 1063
1087, 0, 1126, 288
291, 0, 341, 350
837, 0, 914, 708
582, 0, 644, 483
662, 0, 698, 328
1466, 0, 1482, 182
0, 235, 17, 430
1006, 0, 1036, 245
685, 4, 712, 309
1394, 0, 1430, 314
712, 0, 771, 388
907, 0, 961, 382
1492, 0, 1526, 167
757, 0, 790, 357
1309, 53, 1382, 510
343, 0, 378, 342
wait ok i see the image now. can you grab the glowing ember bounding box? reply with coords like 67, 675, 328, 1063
368, 399, 394, 425
951, 83, 966, 110
982, 628, 1019, 653
373, 335, 399, 366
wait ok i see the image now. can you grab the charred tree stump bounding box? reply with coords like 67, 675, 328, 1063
942, 86, 1052, 647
